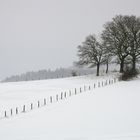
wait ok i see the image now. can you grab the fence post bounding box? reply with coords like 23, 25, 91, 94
98, 82, 100, 87
106, 80, 107, 86
75, 88, 77, 95
80, 87, 82, 93
38, 101, 40, 108
56, 95, 58, 101
4, 111, 7, 117
61, 92, 63, 100
50, 96, 53, 103
64, 92, 67, 98
23, 105, 26, 112
31, 103, 33, 110
89, 85, 91, 90
94, 83, 96, 88
102, 81, 104, 87
11, 109, 13, 116
16, 107, 18, 114
69, 90, 71, 96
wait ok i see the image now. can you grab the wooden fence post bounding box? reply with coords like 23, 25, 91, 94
16, 107, 18, 114
31, 103, 33, 110
11, 109, 13, 116
75, 88, 77, 95
80, 87, 82, 93
61, 92, 63, 100
50, 96, 53, 103
106, 80, 108, 86
98, 82, 100, 87
23, 105, 26, 112
89, 85, 91, 90
64, 92, 67, 98
69, 90, 71, 96
38, 101, 40, 108
109, 79, 110, 84
94, 83, 96, 88
102, 81, 104, 87
4, 111, 7, 117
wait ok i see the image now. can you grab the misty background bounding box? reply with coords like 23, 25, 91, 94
0, 0, 140, 79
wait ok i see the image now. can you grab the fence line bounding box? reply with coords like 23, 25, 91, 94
0, 77, 119, 119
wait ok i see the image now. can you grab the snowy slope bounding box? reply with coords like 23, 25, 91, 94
0, 74, 140, 140
0, 74, 117, 113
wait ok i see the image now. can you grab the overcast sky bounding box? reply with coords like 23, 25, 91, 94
0, 0, 140, 79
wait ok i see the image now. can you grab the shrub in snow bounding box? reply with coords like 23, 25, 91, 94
120, 66, 139, 81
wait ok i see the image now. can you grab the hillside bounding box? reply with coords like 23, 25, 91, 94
0, 73, 117, 112
0, 74, 140, 140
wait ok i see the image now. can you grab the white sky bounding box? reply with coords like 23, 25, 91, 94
0, 0, 140, 79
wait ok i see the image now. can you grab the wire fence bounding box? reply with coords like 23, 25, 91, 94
0, 77, 119, 119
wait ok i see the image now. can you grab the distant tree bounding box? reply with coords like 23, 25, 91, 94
102, 41, 113, 74
1, 68, 93, 82
102, 15, 130, 73
102, 15, 140, 73
123, 15, 140, 73
76, 35, 106, 76
104, 53, 112, 74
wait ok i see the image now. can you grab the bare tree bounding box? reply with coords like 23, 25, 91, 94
76, 35, 106, 76
102, 41, 113, 74
102, 15, 130, 73
123, 15, 140, 73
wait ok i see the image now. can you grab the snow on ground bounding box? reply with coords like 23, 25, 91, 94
0, 74, 140, 140
0, 73, 117, 112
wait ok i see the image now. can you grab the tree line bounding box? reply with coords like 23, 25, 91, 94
76, 15, 140, 77
2, 68, 93, 82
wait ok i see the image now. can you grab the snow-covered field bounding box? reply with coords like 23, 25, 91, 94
0, 74, 117, 113
0, 74, 140, 140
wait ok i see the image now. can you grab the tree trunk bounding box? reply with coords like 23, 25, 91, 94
96, 63, 100, 76
120, 59, 124, 73
132, 56, 136, 73
106, 60, 109, 74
